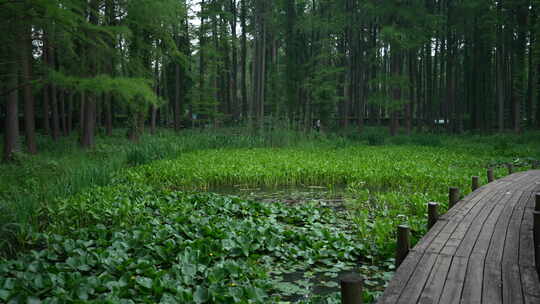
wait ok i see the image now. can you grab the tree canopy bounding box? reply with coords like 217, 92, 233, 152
1, 0, 539, 160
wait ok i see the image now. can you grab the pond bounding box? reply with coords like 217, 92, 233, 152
210, 184, 390, 302
211, 184, 353, 210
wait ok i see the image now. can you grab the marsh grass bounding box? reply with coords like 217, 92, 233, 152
0, 127, 539, 257
0, 127, 539, 303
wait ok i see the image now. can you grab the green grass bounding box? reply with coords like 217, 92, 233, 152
117, 138, 538, 263
0, 128, 539, 303
122, 145, 508, 190
0, 128, 321, 256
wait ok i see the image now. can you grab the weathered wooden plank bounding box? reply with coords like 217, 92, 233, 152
502, 263, 523, 304
500, 192, 528, 304
427, 190, 500, 255
377, 171, 540, 304
467, 196, 507, 257
519, 204, 536, 267
524, 295, 540, 304
502, 193, 528, 266
412, 219, 449, 254
481, 191, 524, 304
522, 172, 540, 192
520, 266, 540, 298
440, 237, 461, 256
485, 191, 524, 265
396, 253, 438, 304
482, 262, 503, 304
378, 251, 424, 304
519, 192, 540, 299
440, 187, 496, 221
460, 253, 485, 304
447, 191, 506, 257
424, 220, 461, 255
438, 256, 468, 304
417, 254, 453, 304
432, 190, 501, 255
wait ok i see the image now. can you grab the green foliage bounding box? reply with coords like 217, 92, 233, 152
120, 143, 510, 198
1, 186, 371, 303
1, 129, 539, 303
367, 74, 411, 111
49, 72, 162, 107
126, 145, 168, 167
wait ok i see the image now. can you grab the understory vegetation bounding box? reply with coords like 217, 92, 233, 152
1, 128, 539, 303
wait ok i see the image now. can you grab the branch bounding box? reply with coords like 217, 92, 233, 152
0, 79, 43, 97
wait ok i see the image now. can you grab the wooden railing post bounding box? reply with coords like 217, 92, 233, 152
534, 214, 540, 275
396, 225, 410, 268
534, 194, 540, 275
487, 168, 494, 183
340, 273, 363, 304
428, 202, 438, 230
449, 187, 460, 208
507, 163, 514, 175
472, 176, 479, 191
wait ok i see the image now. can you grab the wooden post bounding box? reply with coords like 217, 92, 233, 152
536, 193, 540, 212
428, 202, 438, 230
449, 187, 460, 208
534, 210, 540, 274
507, 163, 514, 175
396, 225, 410, 267
487, 168, 494, 183
535, 210, 540, 247
340, 273, 363, 304
472, 176, 479, 191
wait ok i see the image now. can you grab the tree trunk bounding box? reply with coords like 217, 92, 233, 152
230, 0, 239, 120
42, 31, 50, 135
390, 48, 402, 136
20, 23, 37, 154
3, 60, 20, 161
104, 93, 113, 136
96, 95, 102, 133
199, 0, 206, 118
150, 106, 157, 134
81, 0, 99, 148
513, 6, 528, 134
253, 0, 267, 130
59, 89, 67, 136
48, 28, 61, 141
79, 92, 85, 135
497, 46, 505, 132
105, 0, 114, 137
67, 91, 73, 136
81, 93, 96, 147
406, 50, 415, 134
240, 0, 248, 119
174, 62, 182, 131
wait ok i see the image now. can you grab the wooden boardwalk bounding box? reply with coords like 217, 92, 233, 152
378, 170, 540, 304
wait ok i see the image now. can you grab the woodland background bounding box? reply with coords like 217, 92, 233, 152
1, 0, 539, 161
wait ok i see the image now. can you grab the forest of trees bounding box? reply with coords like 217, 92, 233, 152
1, 0, 540, 161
